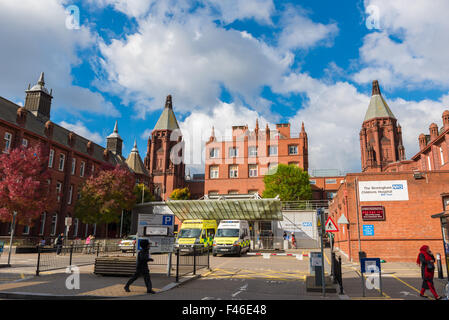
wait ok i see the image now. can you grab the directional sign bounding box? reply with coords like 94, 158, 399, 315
325, 217, 339, 232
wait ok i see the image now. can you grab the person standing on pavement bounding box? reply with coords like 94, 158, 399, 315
417, 245, 441, 299
56, 233, 64, 255
124, 239, 155, 294
291, 232, 296, 249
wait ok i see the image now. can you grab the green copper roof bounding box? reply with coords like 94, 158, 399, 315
153, 95, 180, 131
364, 94, 396, 122
153, 107, 180, 131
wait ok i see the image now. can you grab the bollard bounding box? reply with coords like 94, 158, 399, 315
176, 248, 180, 283
36, 245, 41, 276
436, 253, 444, 279
338, 256, 344, 294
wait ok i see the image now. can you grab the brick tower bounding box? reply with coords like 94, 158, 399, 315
144, 95, 185, 200
360, 80, 405, 172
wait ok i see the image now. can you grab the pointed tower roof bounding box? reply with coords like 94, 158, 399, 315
126, 140, 149, 176
107, 120, 122, 139
153, 95, 180, 131
364, 80, 396, 122
28, 72, 51, 95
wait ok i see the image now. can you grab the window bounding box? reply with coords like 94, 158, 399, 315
228, 190, 238, 194
268, 145, 278, 156
93, 223, 97, 236
288, 145, 298, 155
39, 212, 46, 235
325, 179, 337, 184
228, 147, 238, 158
58, 154, 65, 171
209, 166, 219, 179
73, 218, 79, 237
3, 132, 12, 153
249, 164, 258, 177
68, 185, 73, 205
22, 138, 28, 148
22, 225, 30, 235
56, 182, 62, 202
428, 156, 432, 171
268, 162, 278, 174
80, 161, 85, 177
209, 148, 219, 159
71, 158, 76, 175
48, 149, 55, 168
51, 214, 58, 236
309, 179, 316, 185
229, 165, 238, 178
248, 146, 258, 157
440, 147, 444, 165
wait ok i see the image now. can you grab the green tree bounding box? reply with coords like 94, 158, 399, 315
169, 187, 191, 200
262, 164, 312, 201
75, 165, 136, 231
134, 183, 155, 204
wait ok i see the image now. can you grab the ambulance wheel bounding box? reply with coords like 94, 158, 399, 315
238, 247, 242, 257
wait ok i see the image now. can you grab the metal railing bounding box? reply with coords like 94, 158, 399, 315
332, 252, 344, 294
281, 200, 330, 211
36, 243, 136, 275
175, 246, 210, 282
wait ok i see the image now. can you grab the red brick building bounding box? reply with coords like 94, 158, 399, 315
0, 73, 149, 242
204, 121, 308, 196
330, 80, 448, 262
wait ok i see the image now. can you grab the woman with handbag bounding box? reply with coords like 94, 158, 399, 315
417, 245, 441, 299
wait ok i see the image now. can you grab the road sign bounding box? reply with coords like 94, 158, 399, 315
162, 215, 174, 226
325, 217, 339, 232
363, 225, 374, 236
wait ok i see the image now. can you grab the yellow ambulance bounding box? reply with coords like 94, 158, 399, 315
175, 220, 217, 254
212, 220, 251, 256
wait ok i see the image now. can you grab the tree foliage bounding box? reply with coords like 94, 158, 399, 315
75, 165, 136, 225
170, 187, 191, 200
0, 144, 53, 225
262, 164, 312, 201
134, 183, 155, 204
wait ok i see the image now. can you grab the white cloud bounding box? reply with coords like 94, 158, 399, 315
277, 6, 339, 51
98, 15, 291, 118
59, 121, 104, 144
0, 0, 119, 117
207, 0, 275, 25
354, 0, 449, 88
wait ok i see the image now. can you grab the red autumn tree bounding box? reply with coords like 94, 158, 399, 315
0, 144, 53, 226
74, 165, 136, 226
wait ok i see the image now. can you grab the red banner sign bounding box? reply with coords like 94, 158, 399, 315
361, 206, 385, 221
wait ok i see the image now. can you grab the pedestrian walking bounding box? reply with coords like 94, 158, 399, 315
89, 235, 95, 254
56, 233, 64, 255
417, 245, 441, 299
124, 239, 155, 294
291, 232, 296, 249
84, 235, 91, 254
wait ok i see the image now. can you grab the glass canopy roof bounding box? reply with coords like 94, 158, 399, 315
166, 199, 283, 222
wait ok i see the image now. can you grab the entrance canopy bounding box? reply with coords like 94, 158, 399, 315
166, 198, 282, 222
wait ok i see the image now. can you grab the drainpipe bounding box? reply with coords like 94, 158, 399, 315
344, 188, 352, 262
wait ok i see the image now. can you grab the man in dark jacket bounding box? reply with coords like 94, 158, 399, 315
124, 239, 155, 294
56, 233, 64, 255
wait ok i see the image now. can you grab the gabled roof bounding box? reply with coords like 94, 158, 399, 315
153, 95, 180, 131
364, 80, 396, 122
125, 141, 149, 176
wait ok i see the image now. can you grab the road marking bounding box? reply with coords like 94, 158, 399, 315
231, 283, 248, 298
390, 274, 434, 299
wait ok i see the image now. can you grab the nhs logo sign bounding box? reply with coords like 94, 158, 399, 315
359, 180, 409, 202
392, 184, 403, 190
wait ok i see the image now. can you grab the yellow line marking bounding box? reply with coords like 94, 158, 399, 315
0, 281, 48, 291
80, 284, 160, 297
390, 274, 434, 299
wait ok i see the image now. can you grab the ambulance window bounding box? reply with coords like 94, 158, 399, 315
207, 229, 215, 237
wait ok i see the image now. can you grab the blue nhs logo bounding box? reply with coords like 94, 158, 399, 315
392, 184, 403, 190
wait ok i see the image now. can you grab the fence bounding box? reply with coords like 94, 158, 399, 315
331, 252, 344, 294
281, 200, 329, 211
175, 247, 210, 282
36, 243, 135, 275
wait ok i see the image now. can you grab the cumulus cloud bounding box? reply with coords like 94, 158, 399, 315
59, 120, 104, 144
354, 0, 449, 88
0, 0, 119, 117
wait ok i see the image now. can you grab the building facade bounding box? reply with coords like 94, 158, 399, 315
0, 73, 149, 242
204, 121, 308, 196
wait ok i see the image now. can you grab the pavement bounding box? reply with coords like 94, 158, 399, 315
0, 248, 447, 300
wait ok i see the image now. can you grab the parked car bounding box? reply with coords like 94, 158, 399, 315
118, 235, 136, 252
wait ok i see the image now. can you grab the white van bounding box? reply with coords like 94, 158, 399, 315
212, 220, 251, 256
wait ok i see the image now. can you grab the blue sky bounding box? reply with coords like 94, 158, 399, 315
1, 0, 449, 174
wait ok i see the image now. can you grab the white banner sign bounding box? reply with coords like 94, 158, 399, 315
359, 180, 409, 202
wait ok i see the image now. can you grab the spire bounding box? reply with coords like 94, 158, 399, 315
38, 72, 45, 87
372, 80, 380, 96
126, 139, 149, 176
364, 80, 396, 122
255, 119, 259, 130
132, 139, 138, 152
113, 120, 118, 133
300, 122, 307, 138
107, 120, 122, 139
165, 95, 173, 109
